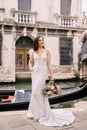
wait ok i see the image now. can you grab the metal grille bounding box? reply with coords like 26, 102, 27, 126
86, 21, 87, 27
0, 32, 2, 66
60, 37, 73, 65
81, 35, 87, 54
16, 36, 33, 48
18, 0, 31, 11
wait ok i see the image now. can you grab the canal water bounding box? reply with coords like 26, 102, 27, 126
0, 79, 85, 90
0, 79, 87, 108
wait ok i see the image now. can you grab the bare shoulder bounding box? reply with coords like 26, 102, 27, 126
29, 49, 34, 57
46, 49, 50, 54
45, 49, 51, 57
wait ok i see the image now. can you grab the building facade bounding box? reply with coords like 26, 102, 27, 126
82, 12, 87, 28
78, 12, 87, 80
0, 0, 84, 82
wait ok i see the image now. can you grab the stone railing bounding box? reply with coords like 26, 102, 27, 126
0, 8, 5, 22
14, 10, 37, 24
56, 15, 78, 27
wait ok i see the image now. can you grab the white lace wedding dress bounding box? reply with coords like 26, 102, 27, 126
27, 50, 75, 126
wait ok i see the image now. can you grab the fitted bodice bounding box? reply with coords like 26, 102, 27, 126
32, 50, 48, 80
33, 50, 47, 66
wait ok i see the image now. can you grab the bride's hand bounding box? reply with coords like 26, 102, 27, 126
49, 76, 54, 83
29, 67, 34, 72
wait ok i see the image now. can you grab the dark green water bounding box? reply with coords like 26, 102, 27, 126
51, 96, 87, 109
0, 79, 85, 90
0, 80, 87, 108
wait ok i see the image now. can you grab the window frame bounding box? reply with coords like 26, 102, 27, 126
59, 36, 73, 65
60, 0, 72, 16
18, 0, 31, 11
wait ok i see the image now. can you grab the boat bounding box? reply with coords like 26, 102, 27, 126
0, 82, 87, 111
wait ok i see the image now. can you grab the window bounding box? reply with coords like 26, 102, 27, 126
60, 0, 71, 16
16, 36, 33, 48
18, 0, 31, 11
86, 21, 87, 27
0, 32, 2, 66
60, 37, 73, 65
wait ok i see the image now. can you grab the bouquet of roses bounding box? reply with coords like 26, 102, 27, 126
42, 81, 61, 97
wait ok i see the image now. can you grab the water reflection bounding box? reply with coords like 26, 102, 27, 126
55, 80, 84, 88
0, 80, 31, 90
0, 80, 84, 90
51, 96, 87, 109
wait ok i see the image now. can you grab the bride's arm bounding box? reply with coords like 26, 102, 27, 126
47, 50, 54, 81
29, 53, 34, 72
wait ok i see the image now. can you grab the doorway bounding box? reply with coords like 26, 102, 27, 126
15, 36, 33, 71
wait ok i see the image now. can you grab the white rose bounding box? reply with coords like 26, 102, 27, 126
51, 86, 55, 90
57, 85, 59, 89
47, 86, 50, 88
47, 91, 53, 95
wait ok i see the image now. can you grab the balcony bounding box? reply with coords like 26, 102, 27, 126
14, 10, 37, 24
0, 9, 79, 29
0, 8, 5, 22
56, 15, 78, 27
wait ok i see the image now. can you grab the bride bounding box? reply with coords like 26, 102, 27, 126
27, 35, 75, 126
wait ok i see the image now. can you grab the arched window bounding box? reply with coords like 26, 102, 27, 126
16, 36, 33, 48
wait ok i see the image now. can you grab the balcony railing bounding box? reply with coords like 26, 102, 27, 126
14, 10, 37, 24
56, 15, 78, 27
0, 9, 79, 28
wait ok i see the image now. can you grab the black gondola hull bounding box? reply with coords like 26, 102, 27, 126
0, 82, 87, 111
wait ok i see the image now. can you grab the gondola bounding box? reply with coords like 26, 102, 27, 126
0, 82, 87, 111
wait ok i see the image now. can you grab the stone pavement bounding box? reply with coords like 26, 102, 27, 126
0, 102, 87, 130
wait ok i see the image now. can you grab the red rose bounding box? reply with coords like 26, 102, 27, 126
53, 90, 58, 94
46, 88, 51, 92
54, 85, 57, 90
